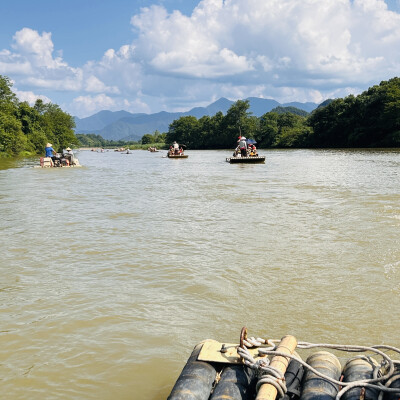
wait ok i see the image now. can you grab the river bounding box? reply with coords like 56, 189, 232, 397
0, 148, 399, 399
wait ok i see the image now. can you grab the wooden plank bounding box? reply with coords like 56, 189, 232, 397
198, 340, 267, 364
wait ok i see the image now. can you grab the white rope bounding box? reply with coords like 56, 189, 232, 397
237, 335, 400, 400
237, 345, 288, 398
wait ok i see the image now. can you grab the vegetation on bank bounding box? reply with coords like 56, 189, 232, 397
75, 132, 167, 150
1, 73, 399, 157
75, 133, 138, 149
164, 77, 400, 149
309, 77, 400, 147
0, 75, 77, 156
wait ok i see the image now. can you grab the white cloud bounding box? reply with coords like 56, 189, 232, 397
13, 89, 51, 105
12, 28, 66, 69
71, 94, 116, 116
0, 49, 32, 74
1, 28, 83, 93
84, 75, 120, 94
70, 93, 151, 118
2, 0, 400, 117
127, 0, 400, 90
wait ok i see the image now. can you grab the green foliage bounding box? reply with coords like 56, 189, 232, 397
0, 111, 27, 155
76, 133, 108, 147
255, 112, 279, 148
308, 77, 400, 147
270, 106, 309, 117
0, 75, 18, 105
255, 112, 311, 148
76, 133, 144, 148
166, 116, 200, 148
166, 100, 258, 149
0, 74, 79, 156
2, 72, 399, 154
140, 130, 166, 144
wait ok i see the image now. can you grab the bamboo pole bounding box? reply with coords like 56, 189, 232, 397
256, 335, 298, 400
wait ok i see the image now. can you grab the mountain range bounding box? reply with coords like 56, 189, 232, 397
74, 97, 319, 141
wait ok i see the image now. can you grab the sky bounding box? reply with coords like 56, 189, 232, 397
1, 0, 400, 118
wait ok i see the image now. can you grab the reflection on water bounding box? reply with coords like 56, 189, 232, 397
0, 149, 399, 399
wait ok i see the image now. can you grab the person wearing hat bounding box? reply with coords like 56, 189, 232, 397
45, 143, 62, 166
45, 143, 56, 157
173, 141, 179, 155
63, 147, 75, 165
238, 136, 247, 157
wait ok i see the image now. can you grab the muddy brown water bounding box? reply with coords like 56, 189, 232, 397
1, 149, 399, 399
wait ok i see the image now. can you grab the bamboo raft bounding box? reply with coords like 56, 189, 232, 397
34, 156, 82, 168
167, 328, 400, 400
168, 153, 188, 159
226, 156, 265, 164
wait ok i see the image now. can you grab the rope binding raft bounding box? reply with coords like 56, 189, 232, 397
167, 326, 400, 400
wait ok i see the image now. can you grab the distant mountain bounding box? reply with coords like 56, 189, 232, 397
74, 97, 319, 141
182, 97, 234, 118
105, 111, 182, 141
317, 99, 334, 109
247, 97, 281, 116
74, 110, 143, 132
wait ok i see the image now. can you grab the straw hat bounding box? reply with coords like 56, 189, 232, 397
66, 147, 72, 151
46, 143, 52, 147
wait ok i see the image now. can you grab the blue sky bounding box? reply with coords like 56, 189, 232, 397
1, 0, 400, 118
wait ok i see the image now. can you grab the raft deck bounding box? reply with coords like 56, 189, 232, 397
226, 156, 265, 163
168, 154, 188, 158
167, 329, 400, 400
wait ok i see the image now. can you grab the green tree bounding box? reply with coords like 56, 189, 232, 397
0, 75, 18, 105
308, 77, 400, 147
18, 101, 47, 153
141, 133, 153, 144
221, 100, 254, 147
166, 116, 199, 148
42, 103, 77, 151
255, 112, 279, 147
0, 112, 27, 155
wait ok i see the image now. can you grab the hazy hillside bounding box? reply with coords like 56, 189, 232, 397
74, 97, 319, 141
270, 106, 309, 117
74, 110, 143, 132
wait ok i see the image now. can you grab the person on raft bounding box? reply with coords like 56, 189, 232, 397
238, 136, 248, 157
63, 147, 75, 165
45, 143, 60, 164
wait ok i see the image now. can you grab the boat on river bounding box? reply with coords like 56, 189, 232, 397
168, 153, 188, 159
35, 154, 81, 168
167, 327, 400, 400
228, 136, 265, 163
226, 155, 265, 163
168, 142, 187, 158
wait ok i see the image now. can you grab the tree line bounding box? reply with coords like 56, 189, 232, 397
0, 75, 77, 156
165, 77, 400, 149
1, 73, 399, 157
75, 133, 139, 148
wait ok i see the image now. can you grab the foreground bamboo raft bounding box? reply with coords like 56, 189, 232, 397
167, 328, 400, 400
